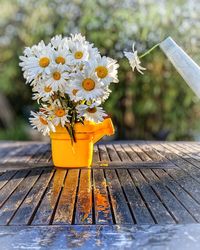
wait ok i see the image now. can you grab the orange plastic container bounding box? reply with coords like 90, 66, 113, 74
50, 118, 115, 168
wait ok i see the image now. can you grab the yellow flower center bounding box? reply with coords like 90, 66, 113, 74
44, 86, 52, 93
72, 89, 78, 96
55, 108, 65, 117
53, 71, 61, 80
74, 51, 83, 59
95, 66, 108, 78
55, 56, 65, 64
39, 116, 48, 125
87, 107, 97, 113
39, 57, 50, 68
82, 78, 95, 91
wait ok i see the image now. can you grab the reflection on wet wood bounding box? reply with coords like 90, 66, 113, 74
32, 169, 66, 225
53, 169, 79, 224
75, 170, 92, 224
93, 169, 113, 224
105, 169, 133, 224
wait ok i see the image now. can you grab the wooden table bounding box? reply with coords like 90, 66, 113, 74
1, 141, 200, 249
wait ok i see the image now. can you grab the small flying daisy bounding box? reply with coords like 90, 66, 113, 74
29, 111, 55, 136
72, 68, 104, 101
76, 103, 107, 123
124, 43, 146, 74
45, 64, 69, 91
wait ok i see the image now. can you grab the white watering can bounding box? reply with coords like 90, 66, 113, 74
160, 37, 200, 98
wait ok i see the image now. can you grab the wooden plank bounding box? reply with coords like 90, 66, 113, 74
10, 168, 54, 225
0, 169, 42, 225
0, 170, 17, 190
167, 143, 200, 169
121, 144, 143, 162
29, 144, 51, 164
129, 144, 152, 162
98, 144, 110, 162
150, 144, 200, 204
105, 169, 133, 224
53, 169, 79, 225
0, 170, 28, 208
0, 145, 18, 159
129, 169, 175, 224
140, 168, 196, 223
102, 144, 170, 169
153, 169, 200, 222
106, 144, 121, 162
93, 162, 177, 169
75, 169, 93, 224
137, 143, 175, 168
113, 144, 131, 161
31, 169, 66, 225
0, 144, 25, 164
117, 169, 155, 224
150, 143, 200, 184
92, 145, 100, 165
93, 169, 113, 224
26, 144, 47, 164
165, 168, 200, 205
3, 144, 40, 164
184, 142, 200, 154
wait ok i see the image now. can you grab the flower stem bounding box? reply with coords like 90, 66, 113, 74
139, 43, 160, 59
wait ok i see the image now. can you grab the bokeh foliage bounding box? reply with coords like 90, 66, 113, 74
1, 0, 200, 140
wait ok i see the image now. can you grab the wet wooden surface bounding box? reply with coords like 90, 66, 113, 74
1, 141, 200, 249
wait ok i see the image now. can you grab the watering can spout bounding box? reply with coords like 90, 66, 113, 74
92, 117, 115, 144
160, 37, 200, 98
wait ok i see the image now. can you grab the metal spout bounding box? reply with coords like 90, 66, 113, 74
160, 37, 200, 98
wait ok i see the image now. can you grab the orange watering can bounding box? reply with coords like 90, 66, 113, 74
50, 117, 114, 168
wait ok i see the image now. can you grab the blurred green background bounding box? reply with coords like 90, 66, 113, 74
1, 0, 200, 141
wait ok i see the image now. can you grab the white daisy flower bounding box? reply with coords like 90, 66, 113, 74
65, 84, 80, 102
50, 35, 67, 50
53, 47, 73, 67
19, 41, 53, 83
68, 39, 90, 63
32, 81, 54, 102
124, 43, 146, 74
45, 64, 69, 91
87, 55, 119, 85
76, 103, 107, 123
69, 33, 100, 60
97, 86, 112, 103
29, 111, 55, 136
70, 33, 86, 43
50, 106, 70, 127
72, 68, 104, 101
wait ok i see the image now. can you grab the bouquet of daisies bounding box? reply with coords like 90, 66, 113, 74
19, 34, 119, 142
